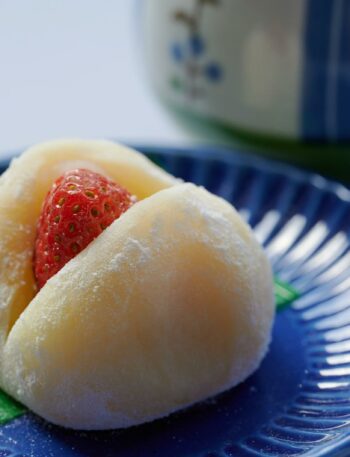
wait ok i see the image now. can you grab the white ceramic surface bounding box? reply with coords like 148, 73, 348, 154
144, 0, 303, 138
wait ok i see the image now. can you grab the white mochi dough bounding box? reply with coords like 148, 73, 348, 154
0, 140, 274, 429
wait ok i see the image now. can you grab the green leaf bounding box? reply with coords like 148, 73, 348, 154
170, 76, 183, 92
0, 389, 26, 424
274, 277, 299, 311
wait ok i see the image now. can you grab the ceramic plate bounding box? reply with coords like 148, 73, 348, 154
0, 145, 349, 457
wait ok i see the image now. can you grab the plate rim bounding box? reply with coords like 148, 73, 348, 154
131, 143, 350, 203
2, 143, 349, 204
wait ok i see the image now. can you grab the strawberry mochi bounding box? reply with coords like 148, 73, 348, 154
0, 139, 274, 430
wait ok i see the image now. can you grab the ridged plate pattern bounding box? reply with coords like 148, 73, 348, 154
0, 146, 349, 456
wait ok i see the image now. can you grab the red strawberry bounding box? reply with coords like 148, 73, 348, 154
34, 168, 136, 289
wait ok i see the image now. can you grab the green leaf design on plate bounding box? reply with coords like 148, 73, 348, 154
274, 277, 300, 311
0, 389, 26, 424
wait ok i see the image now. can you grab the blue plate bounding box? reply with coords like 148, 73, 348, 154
0, 145, 349, 457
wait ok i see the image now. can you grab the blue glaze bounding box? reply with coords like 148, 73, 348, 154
0, 145, 349, 456
203, 63, 222, 82
170, 42, 184, 63
302, 0, 350, 141
189, 34, 205, 57
336, 0, 350, 140
301, 0, 334, 140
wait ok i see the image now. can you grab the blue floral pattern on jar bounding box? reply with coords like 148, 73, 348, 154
169, 0, 223, 99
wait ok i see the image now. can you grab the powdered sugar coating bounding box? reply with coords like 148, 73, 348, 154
0, 140, 274, 430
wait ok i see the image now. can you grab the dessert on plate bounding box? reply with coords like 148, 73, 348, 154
0, 139, 274, 430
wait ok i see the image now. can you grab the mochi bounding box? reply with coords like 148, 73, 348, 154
0, 140, 274, 429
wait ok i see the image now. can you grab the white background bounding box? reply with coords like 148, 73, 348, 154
0, 1, 205, 158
